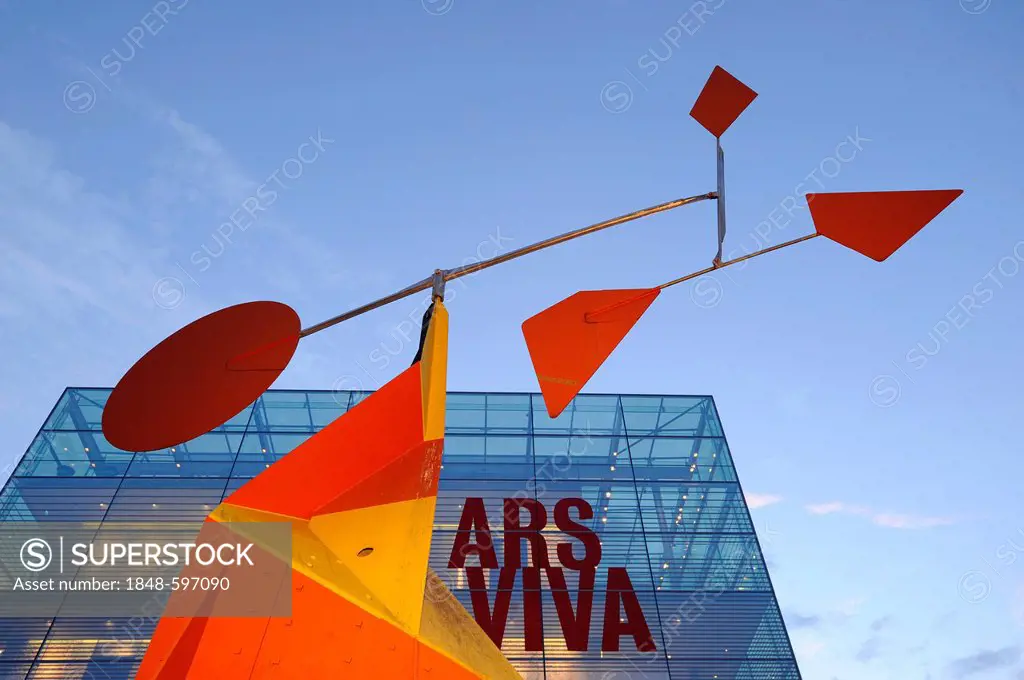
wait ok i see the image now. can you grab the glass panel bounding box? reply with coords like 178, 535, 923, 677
0, 477, 119, 522
480, 393, 531, 433
621, 395, 721, 437
0, 618, 49, 661
533, 436, 631, 482
66, 390, 110, 431
441, 435, 532, 480
219, 403, 256, 432
628, 436, 736, 482
307, 390, 350, 427
39, 389, 74, 431
530, 394, 574, 434
105, 478, 226, 522
255, 392, 314, 431
445, 393, 487, 433
564, 395, 621, 436
637, 482, 753, 536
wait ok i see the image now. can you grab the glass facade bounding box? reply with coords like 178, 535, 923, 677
0, 387, 801, 679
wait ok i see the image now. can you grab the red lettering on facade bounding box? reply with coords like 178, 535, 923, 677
547, 567, 595, 651
503, 498, 550, 568
601, 567, 656, 652
449, 497, 498, 568
452, 498, 657, 653
466, 567, 515, 647
553, 497, 602, 569
522, 567, 544, 651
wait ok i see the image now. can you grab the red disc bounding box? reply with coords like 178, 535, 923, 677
103, 301, 301, 452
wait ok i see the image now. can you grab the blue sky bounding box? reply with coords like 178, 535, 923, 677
1, 0, 1022, 678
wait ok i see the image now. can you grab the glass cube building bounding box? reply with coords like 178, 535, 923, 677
0, 387, 801, 679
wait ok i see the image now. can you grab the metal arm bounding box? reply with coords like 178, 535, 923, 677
584, 232, 821, 322
444, 192, 715, 282
298, 192, 716, 338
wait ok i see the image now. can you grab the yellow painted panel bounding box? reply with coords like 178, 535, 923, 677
308, 496, 437, 634
420, 300, 449, 441
212, 503, 401, 626
419, 569, 524, 680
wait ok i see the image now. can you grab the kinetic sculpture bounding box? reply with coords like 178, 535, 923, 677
102, 66, 961, 678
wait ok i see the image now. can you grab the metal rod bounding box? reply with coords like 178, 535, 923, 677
714, 140, 726, 266
444, 192, 716, 282
299, 276, 433, 337
659, 232, 819, 289
584, 232, 821, 322
430, 269, 446, 301
298, 192, 716, 337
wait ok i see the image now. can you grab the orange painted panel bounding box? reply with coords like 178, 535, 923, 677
249, 571, 419, 678
417, 639, 488, 679
316, 438, 444, 516
807, 189, 963, 261
134, 617, 199, 680
152, 617, 209, 680
135, 614, 204, 680
522, 288, 660, 418
689, 66, 758, 138
138, 617, 271, 680
179, 618, 270, 678
224, 362, 425, 520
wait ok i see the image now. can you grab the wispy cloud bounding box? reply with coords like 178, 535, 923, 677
786, 612, 822, 629
806, 501, 864, 515
0, 116, 206, 478
0, 104, 343, 477
837, 597, 865, 618
870, 615, 893, 632
783, 598, 866, 635
144, 106, 354, 299
872, 514, 954, 529
746, 493, 783, 509
856, 614, 897, 665
945, 646, 1020, 678
0, 121, 170, 324
856, 635, 883, 663
790, 635, 825, 660
805, 501, 954, 529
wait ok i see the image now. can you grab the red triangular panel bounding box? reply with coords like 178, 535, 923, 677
689, 66, 758, 138
522, 288, 660, 418
807, 189, 963, 261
